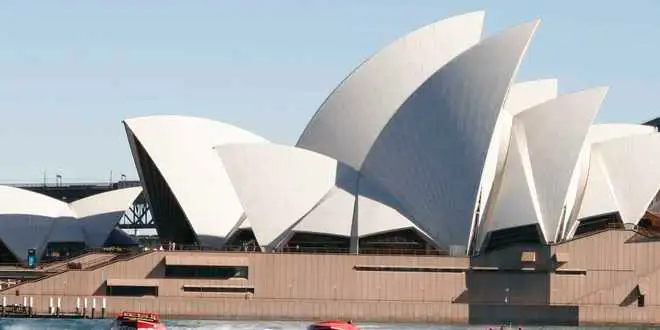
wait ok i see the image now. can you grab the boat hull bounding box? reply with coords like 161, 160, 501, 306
307, 320, 359, 330
111, 311, 167, 330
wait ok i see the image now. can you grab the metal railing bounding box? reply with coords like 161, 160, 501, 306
566, 225, 660, 243
148, 243, 453, 256
0, 246, 141, 270
0, 248, 150, 293
0, 244, 452, 270
8, 226, 657, 269
0, 279, 20, 290
84, 249, 154, 272
3, 180, 141, 189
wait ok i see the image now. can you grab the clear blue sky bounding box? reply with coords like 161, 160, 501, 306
1, 0, 659, 183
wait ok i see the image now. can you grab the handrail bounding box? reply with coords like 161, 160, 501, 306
83, 249, 154, 272
0, 247, 111, 269
145, 243, 455, 257
556, 227, 659, 245
3, 180, 141, 188
2, 244, 451, 271
39, 247, 138, 270
4, 228, 651, 271
40, 250, 100, 271
0, 249, 152, 293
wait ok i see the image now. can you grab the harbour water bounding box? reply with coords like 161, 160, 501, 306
0, 319, 654, 330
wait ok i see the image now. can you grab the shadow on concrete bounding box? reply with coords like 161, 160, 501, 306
620, 287, 639, 307
469, 304, 579, 326
459, 241, 579, 326
93, 283, 105, 296
624, 232, 660, 244
145, 258, 165, 279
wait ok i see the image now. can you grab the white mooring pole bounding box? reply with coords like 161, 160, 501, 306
83, 297, 88, 317
101, 297, 107, 318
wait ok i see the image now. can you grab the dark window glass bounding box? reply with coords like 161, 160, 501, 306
106, 285, 158, 297
165, 265, 249, 279
182, 286, 254, 293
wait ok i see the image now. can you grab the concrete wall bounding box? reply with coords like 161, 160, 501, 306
2, 229, 660, 325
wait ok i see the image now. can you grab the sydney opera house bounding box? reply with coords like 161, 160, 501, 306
121, 13, 660, 257
3, 11, 660, 326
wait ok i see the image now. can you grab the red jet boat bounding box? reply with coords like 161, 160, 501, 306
307, 320, 359, 330
109, 311, 167, 330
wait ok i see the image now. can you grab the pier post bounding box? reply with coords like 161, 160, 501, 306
29, 296, 33, 317
83, 297, 87, 318
1, 296, 5, 317
49, 297, 53, 315
76, 297, 80, 315
92, 297, 96, 319
56, 297, 61, 316
101, 297, 106, 319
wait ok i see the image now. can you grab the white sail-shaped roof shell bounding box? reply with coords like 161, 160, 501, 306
475, 79, 559, 250
238, 217, 251, 230
358, 20, 539, 251
575, 152, 618, 220
478, 79, 559, 218
0, 186, 74, 262
216, 143, 428, 251
124, 115, 269, 245
587, 124, 657, 145
511, 87, 607, 243
597, 134, 660, 224
70, 187, 143, 247
296, 172, 421, 239
483, 123, 542, 236
292, 187, 355, 237
0, 186, 141, 263
216, 143, 340, 250
0, 186, 74, 218
70, 186, 142, 219
573, 133, 660, 227
478, 88, 607, 248
355, 176, 419, 237
564, 124, 657, 239
297, 11, 485, 170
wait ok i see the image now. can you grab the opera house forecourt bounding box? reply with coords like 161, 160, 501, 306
3, 10, 660, 326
